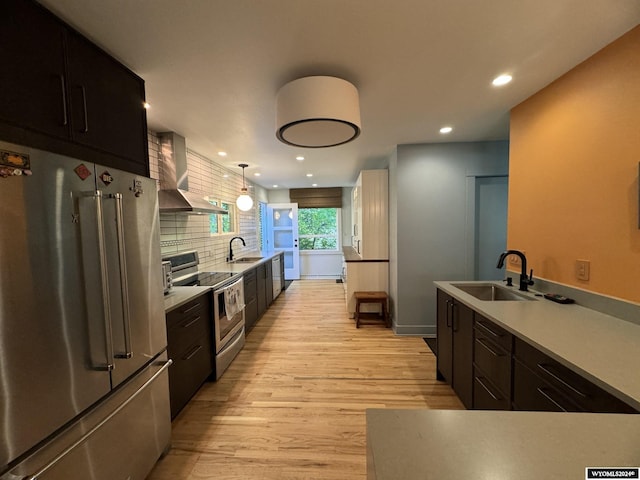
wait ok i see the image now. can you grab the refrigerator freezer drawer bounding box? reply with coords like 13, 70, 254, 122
3, 354, 172, 480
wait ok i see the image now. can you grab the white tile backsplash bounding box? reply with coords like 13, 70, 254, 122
149, 131, 260, 269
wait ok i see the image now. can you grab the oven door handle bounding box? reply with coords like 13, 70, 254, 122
213, 276, 244, 295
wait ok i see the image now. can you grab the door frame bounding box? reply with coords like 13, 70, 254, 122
464, 173, 509, 280
266, 202, 300, 280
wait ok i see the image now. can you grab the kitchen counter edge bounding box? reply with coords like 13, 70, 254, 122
163, 251, 283, 313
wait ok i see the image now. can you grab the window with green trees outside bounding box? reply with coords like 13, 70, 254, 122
209, 200, 235, 234
298, 208, 339, 250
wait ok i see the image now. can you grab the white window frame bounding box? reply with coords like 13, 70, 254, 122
298, 207, 341, 253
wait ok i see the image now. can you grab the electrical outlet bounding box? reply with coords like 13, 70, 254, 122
576, 259, 590, 281
508, 250, 525, 266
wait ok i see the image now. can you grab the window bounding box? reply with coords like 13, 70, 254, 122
298, 208, 339, 251
209, 200, 236, 234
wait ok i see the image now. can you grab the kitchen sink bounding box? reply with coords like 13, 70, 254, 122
451, 283, 535, 301
231, 256, 263, 263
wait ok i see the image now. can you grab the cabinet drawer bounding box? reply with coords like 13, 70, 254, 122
244, 275, 257, 303
473, 369, 510, 410
473, 333, 511, 395
167, 310, 211, 360
474, 315, 512, 352
513, 359, 582, 412
168, 338, 214, 418
166, 294, 209, 329
514, 338, 636, 413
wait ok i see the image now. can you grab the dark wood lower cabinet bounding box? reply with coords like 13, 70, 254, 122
472, 315, 512, 410
436, 290, 453, 383
451, 302, 474, 409
256, 263, 267, 318
166, 292, 213, 419
265, 260, 274, 306
436, 289, 638, 414
473, 371, 510, 410
513, 338, 636, 413
243, 269, 258, 332
436, 289, 473, 408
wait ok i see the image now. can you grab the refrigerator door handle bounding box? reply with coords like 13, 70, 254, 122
105, 192, 133, 359
79, 191, 114, 372
21, 359, 173, 480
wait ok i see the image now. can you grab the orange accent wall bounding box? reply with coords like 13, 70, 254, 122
508, 25, 640, 302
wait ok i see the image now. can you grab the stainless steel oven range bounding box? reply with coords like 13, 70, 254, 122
164, 251, 245, 379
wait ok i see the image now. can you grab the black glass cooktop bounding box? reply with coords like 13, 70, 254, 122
174, 271, 235, 287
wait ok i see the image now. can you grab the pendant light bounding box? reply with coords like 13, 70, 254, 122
236, 163, 253, 211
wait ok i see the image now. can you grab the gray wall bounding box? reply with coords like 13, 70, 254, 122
389, 141, 509, 336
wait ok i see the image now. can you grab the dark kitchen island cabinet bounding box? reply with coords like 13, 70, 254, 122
472, 315, 513, 410
435, 286, 638, 414
0, 0, 149, 176
436, 289, 473, 409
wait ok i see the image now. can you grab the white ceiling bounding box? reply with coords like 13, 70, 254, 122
39, 0, 640, 189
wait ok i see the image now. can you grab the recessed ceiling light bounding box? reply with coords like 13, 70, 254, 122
296, 156, 305, 161
217, 151, 227, 157
143, 102, 151, 109
254, 172, 261, 177
439, 126, 453, 134
273, 184, 278, 188
222, 174, 229, 178
306, 173, 313, 177
492, 74, 512, 87
312, 183, 318, 187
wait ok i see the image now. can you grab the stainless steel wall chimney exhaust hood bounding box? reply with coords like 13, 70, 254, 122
157, 132, 227, 215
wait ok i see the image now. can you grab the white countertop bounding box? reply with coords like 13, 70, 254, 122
207, 249, 282, 273
163, 286, 212, 313
434, 280, 640, 410
367, 409, 640, 480
163, 251, 283, 313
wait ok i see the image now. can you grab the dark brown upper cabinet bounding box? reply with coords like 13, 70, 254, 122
0, 1, 149, 176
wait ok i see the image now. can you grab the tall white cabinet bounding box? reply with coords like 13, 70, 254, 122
351, 170, 389, 260
345, 169, 390, 318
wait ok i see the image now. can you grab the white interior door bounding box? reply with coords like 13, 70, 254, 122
267, 203, 300, 280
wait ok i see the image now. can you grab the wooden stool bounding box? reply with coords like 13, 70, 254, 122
354, 291, 389, 328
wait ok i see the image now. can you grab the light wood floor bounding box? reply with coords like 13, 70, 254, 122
148, 280, 462, 480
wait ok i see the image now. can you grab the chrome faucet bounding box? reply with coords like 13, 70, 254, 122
228, 236, 246, 262
496, 250, 534, 292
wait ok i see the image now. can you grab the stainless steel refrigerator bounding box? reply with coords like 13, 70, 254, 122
0, 140, 171, 479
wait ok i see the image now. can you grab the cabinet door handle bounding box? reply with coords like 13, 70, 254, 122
181, 302, 201, 315
445, 300, 452, 328
79, 85, 89, 133
58, 74, 68, 126
182, 316, 201, 329
477, 337, 504, 357
183, 344, 203, 361
536, 387, 569, 412
476, 376, 502, 401
536, 363, 587, 398
451, 302, 458, 332
476, 321, 503, 338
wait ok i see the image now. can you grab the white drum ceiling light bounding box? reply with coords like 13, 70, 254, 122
276, 76, 361, 148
